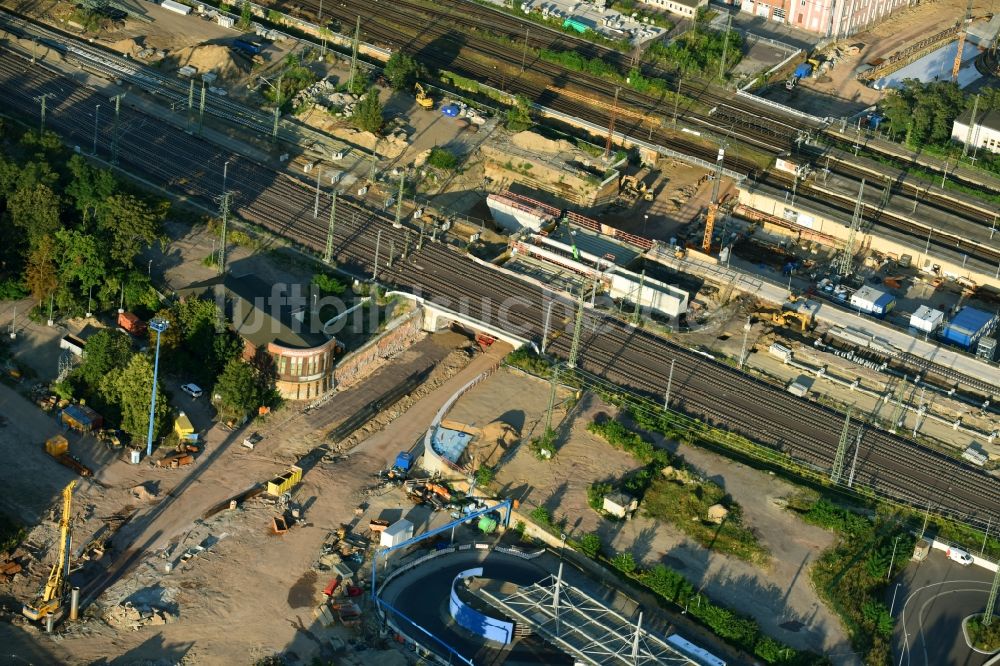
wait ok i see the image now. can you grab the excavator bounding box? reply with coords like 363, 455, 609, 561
23, 480, 75, 622
415, 83, 434, 110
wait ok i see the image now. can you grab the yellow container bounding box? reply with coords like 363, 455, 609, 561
45, 435, 69, 457
266, 465, 303, 496
173, 412, 194, 439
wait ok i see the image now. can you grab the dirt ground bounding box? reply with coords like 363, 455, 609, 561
759, 0, 973, 116
0, 333, 508, 664
449, 370, 855, 658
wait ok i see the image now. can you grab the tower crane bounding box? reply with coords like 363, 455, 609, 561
23, 480, 76, 622
953, 0, 975, 82
702, 146, 725, 253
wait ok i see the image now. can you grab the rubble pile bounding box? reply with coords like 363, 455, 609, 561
103, 601, 178, 630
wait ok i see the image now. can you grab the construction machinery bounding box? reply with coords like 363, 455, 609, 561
702, 147, 725, 253
45, 436, 93, 478
953, 0, 974, 82
414, 83, 434, 110
771, 311, 812, 332
23, 481, 76, 622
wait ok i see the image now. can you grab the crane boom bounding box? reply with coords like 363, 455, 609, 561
23, 480, 75, 622
953, 0, 974, 82
702, 147, 725, 253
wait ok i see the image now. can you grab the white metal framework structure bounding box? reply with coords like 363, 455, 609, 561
476, 565, 689, 665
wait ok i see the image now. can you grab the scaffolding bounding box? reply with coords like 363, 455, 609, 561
477, 565, 689, 665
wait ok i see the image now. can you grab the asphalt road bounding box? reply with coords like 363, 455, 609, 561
894, 549, 996, 666
379, 548, 572, 665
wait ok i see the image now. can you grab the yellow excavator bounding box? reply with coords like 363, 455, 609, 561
415, 83, 434, 110
23, 480, 75, 622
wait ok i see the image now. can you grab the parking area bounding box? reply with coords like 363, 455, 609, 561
894, 547, 994, 666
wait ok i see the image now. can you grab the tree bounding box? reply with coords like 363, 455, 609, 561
76, 330, 133, 389
54, 229, 105, 309
107, 353, 170, 443
505, 95, 532, 131
237, 0, 253, 30
147, 306, 184, 353
24, 236, 57, 301
383, 52, 419, 90
96, 193, 164, 266
215, 358, 261, 419
9, 183, 61, 247
351, 90, 384, 134
65, 155, 116, 219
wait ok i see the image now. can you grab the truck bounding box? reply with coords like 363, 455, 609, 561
785, 62, 814, 90
61, 404, 103, 432
45, 436, 93, 477
117, 311, 147, 336
388, 451, 413, 480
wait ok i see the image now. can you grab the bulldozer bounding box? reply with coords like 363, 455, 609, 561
415, 83, 434, 110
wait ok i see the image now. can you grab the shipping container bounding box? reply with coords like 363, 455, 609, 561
380, 519, 414, 548
850, 285, 895, 317
940, 307, 998, 349
977, 337, 997, 362
232, 38, 262, 55
909, 305, 944, 333
117, 311, 147, 336
61, 404, 103, 431
161, 0, 192, 15
60, 334, 86, 356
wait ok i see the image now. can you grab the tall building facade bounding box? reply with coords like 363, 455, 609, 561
740, 0, 909, 37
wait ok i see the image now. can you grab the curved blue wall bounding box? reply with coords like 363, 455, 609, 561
449, 567, 514, 644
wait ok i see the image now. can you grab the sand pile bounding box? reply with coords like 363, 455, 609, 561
169, 44, 241, 80
461, 420, 518, 469
511, 130, 574, 155
109, 37, 140, 55
131, 483, 158, 502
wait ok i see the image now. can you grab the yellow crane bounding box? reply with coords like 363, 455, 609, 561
23, 480, 76, 622
702, 146, 725, 254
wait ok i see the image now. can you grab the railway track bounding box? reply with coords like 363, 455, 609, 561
2, 48, 998, 531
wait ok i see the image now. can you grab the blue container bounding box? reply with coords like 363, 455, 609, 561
940, 307, 998, 349
441, 104, 459, 117
794, 63, 813, 79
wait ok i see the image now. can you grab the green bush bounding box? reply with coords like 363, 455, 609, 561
529, 428, 557, 460
505, 347, 552, 376
587, 481, 612, 511
427, 147, 458, 170
529, 506, 552, 526
475, 465, 496, 487
586, 418, 669, 466
577, 533, 602, 558
967, 616, 1000, 651
0, 278, 28, 300
611, 551, 636, 574
312, 272, 346, 296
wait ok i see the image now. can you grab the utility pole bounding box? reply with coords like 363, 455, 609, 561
541, 300, 554, 355
111, 93, 125, 165
847, 427, 863, 488
718, 14, 732, 81
631, 270, 646, 325
664, 359, 675, 409
324, 190, 337, 264
605, 87, 620, 159
544, 364, 561, 433
393, 171, 405, 229
372, 229, 382, 281
272, 70, 283, 144
187, 78, 195, 129
567, 290, 585, 369
199, 81, 206, 135
985, 567, 1000, 627
963, 94, 980, 158
348, 16, 361, 91
92, 104, 101, 156
830, 407, 853, 484
34, 93, 52, 135
314, 167, 324, 219
217, 192, 231, 275
521, 27, 530, 72
739, 316, 751, 368
838, 179, 865, 275
672, 75, 682, 125
388, 240, 395, 268
146, 318, 169, 458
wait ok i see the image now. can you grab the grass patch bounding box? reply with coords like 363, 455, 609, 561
427, 147, 459, 171
504, 347, 553, 377
529, 428, 557, 460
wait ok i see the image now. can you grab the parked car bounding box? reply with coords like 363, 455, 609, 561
242, 432, 263, 450
947, 547, 974, 566
181, 383, 203, 399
